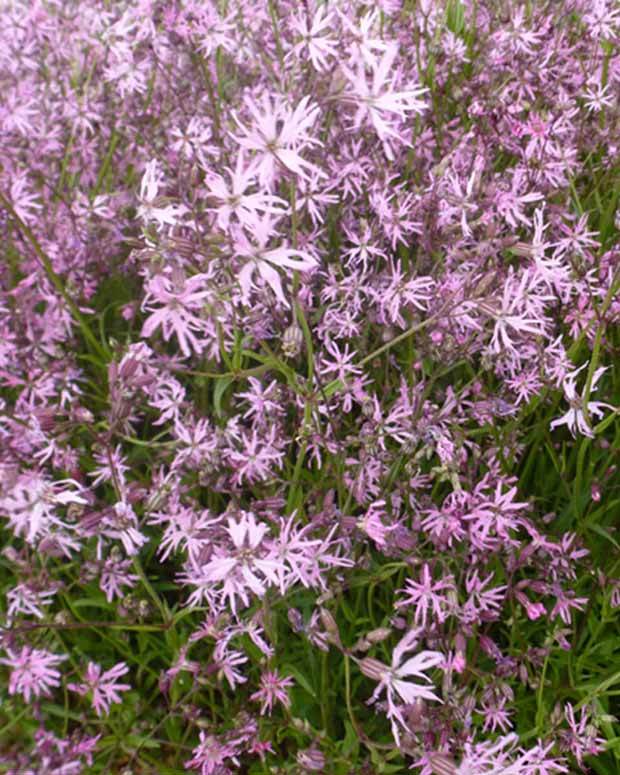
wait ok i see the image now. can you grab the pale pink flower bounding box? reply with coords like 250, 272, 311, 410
550, 363, 614, 438
583, 0, 620, 40
137, 159, 187, 230
232, 94, 325, 188
99, 500, 148, 556
582, 82, 614, 112
340, 9, 389, 67
361, 630, 442, 744
99, 554, 139, 602
455, 733, 567, 774
233, 216, 317, 307
289, 4, 338, 71
10, 172, 42, 224
6, 582, 56, 620
197, 512, 282, 614
494, 171, 544, 228
342, 44, 427, 156
203, 152, 289, 231
229, 427, 285, 485
0, 473, 86, 545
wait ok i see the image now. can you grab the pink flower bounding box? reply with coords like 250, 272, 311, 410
141, 271, 211, 358
250, 669, 294, 715
68, 661, 131, 716
185, 731, 241, 775
397, 564, 455, 629
203, 152, 289, 231
561, 703, 605, 766
231, 94, 325, 188
233, 216, 317, 307
1, 646, 66, 702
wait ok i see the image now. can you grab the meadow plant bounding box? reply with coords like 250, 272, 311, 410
0, 0, 619, 772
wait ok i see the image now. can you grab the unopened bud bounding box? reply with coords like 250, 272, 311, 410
319, 608, 341, 648
73, 406, 94, 423
550, 702, 563, 725
353, 626, 392, 652
365, 627, 392, 644
291, 717, 312, 734
66, 503, 85, 521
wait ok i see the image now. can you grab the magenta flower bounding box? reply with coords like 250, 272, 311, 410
250, 669, 294, 715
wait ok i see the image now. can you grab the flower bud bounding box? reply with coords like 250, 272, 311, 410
366, 627, 392, 644
319, 608, 342, 648
358, 656, 388, 682
297, 747, 325, 771
429, 753, 457, 775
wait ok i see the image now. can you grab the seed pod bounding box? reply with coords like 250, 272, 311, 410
282, 322, 303, 358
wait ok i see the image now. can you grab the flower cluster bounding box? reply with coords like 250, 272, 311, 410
0, 0, 618, 772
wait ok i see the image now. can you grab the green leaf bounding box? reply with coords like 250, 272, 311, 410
213, 375, 234, 417
341, 720, 360, 760
282, 663, 317, 699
